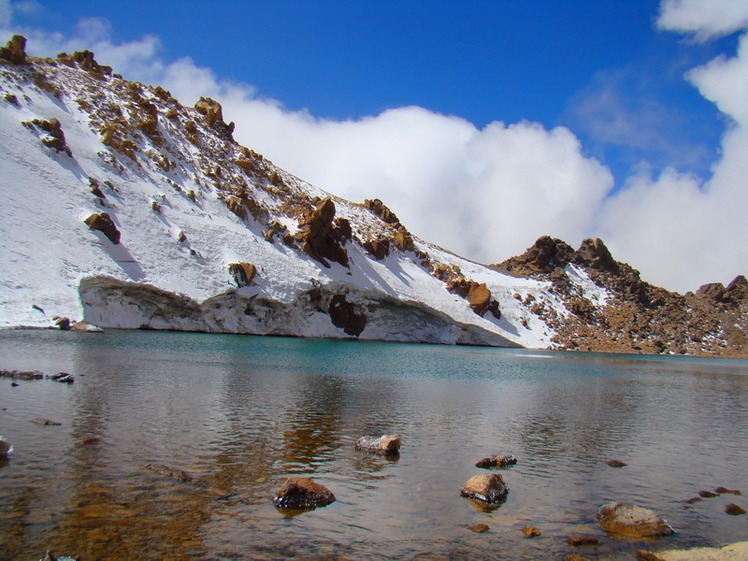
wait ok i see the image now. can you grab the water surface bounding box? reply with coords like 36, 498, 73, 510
1, 330, 747, 560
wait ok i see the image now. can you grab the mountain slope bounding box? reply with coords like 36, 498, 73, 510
1, 36, 745, 356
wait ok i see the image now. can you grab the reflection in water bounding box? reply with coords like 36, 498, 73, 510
0, 330, 747, 561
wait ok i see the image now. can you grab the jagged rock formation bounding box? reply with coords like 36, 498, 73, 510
493, 237, 748, 357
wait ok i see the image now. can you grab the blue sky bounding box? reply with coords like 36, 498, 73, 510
3, 0, 748, 291
9, 0, 731, 181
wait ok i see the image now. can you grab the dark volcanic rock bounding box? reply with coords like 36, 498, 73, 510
697, 282, 729, 303
329, 293, 366, 336
355, 434, 401, 456
573, 238, 618, 273
273, 477, 335, 510
494, 235, 575, 276
84, 212, 121, 244
597, 502, 674, 537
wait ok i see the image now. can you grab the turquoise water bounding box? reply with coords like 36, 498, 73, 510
1, 329, 747, 560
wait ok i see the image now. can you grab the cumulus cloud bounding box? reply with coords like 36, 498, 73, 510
658, 0, 748, 40
2, 2, 747, 293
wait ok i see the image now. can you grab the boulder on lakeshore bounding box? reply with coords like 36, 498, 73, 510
355, 434, 401, 456
273, 477, 335, 510
475, 453, 517, 469
460, 473, 509, 504
597, 502, 674, 537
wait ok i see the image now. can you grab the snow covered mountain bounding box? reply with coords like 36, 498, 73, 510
1, 36, 746, 356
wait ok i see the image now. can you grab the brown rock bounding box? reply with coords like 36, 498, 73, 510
521, 525, 541, 538
468, 282, 492, 316
273, 477, 335, 510
145, 463, 193, 482
696, 282, 729, 303
636, 551, 666, 561
566, 536, 599, 546
53, 316, 71, 330
699, 490, 718, 498
355, 434, 400, 456
363, 238, 390, 260
726, 275, 748, 301
607, 459, 627, 468
475, 453, 517, 469
394, 228, 414, 252
460, 473, 509, 504
84, 212, 121, 244
715, 487, 742, 495
597, 502, 674, 537
0, 34, 27, 64
564, 555, 592, 561
33, 118, 68, 153
194, 97, 234, 140
228, 262, 257, 287
364, 198, 399, 224
468, 523, 489, 533
574, 238, 618, 272
295, 197, 348, 267
725, 503, 746, 515
329, 294, 366, 336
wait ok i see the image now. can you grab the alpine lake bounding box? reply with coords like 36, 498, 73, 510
1, 329, 747, 561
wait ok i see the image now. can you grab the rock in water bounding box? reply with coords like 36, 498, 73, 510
522, 526, 541, 538
355, 434, 401, 456
468, 523, 489, 533
725, 503, 746, 515
460, 473, 509, 504
145, 463, 193, 482
273, 477, 335, 510
0, 436, 13, 458
607, 459, 627, 468
597, 502, 674, 537
475, 453, 517, 468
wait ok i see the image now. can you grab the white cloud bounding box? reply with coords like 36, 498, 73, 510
658, 0, 748, 40
3, 4, 748, 293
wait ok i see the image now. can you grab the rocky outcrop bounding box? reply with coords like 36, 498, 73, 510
194, 97, 234, 140
32, 118, 69, 154
329, 293, 366, 336
495, 235, 575, 276
84, 212, 121, 244
273, 477, 335, 510
57, 50, 112, 77
0, 35, 27, 65
295, 197, 349, 267
460, 473, 509, 503
228, 262, 257, 287
363, 238, 390, 260
364, 198, 400, 224
597, 502, 674, 537
355, 434, 401, 456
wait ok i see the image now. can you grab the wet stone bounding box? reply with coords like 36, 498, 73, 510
273, 477, 335, 511
715, 487, 742, 495
460, 473, 509, 504
145, 463, 193, 482
725, 503, 746, 515
475, 453, 517, 469
468, 523, 489, 533
355, 434, 401, 457
567, 536, 600, 546
522, 525, 541, 538
607, 459, 627, 468
699, 490, 719, 498
597, 502, 674, 538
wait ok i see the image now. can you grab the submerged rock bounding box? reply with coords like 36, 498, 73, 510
460, 473, 508, 504
522, 526, 541, 538
475, 453, 517, 469
355, 434, 401, 456
597, 502, 674, 537
567, 536, 599, 546
145, 463, 193, 482
715, 487, 742, 495
48, 372, 74, 384
607, 459, 627, 468
468, 523, 489, 533
273, 477, 335, 510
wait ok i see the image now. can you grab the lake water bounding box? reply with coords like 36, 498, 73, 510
1, 329, 747, 561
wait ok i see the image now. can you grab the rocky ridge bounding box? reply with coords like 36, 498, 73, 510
493, 236, 748, 356
1, 35, 745, 356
